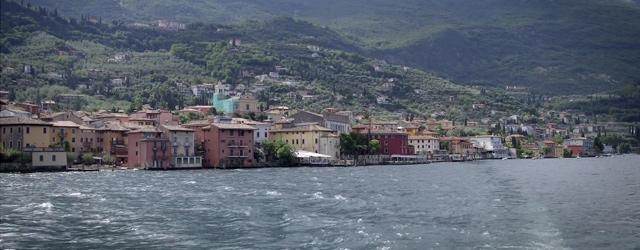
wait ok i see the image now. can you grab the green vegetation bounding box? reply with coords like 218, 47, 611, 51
340, 133, 380, 157
26, 0, 640, 94
1, 0, 524, 119
262, 139, 296, 166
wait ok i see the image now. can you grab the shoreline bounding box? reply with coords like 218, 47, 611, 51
1, 154, 631, 174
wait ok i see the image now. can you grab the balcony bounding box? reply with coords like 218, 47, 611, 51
174, 156, 203, 169
227, 142, 248, 148
227, 155, 248, 158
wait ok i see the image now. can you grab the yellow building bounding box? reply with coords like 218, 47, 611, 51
51, 121, 81, 154
0, 117, 53, 150
268, 123, 339, 158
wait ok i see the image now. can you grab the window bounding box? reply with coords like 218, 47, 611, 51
39, 155, 43, 161
240, 149, 244, 156
135, 151, 138, 156
52, 155, 56, 161
72, 138, 75, 143
230, 130, 234, 136
72, 148, 75, 152
302, 139, 305, 144
10, 128, 12, 133
26, 127, 30, 134
230, 149, 234, 156
72, 129, 76, 134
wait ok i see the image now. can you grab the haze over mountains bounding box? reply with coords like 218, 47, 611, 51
28, 0, 640, 94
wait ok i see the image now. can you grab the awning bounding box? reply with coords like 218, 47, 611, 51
294, 150, 332, 158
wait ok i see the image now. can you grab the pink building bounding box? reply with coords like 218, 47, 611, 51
184, 120, 211, 146
130, 110, 178, 126
203, 122, 256, 168
127, 128, 172, 169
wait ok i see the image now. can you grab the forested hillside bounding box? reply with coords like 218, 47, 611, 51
1, 0, 523, 120
28, 0, 640, 94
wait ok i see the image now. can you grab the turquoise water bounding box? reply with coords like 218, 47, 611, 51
1, 156, 639, 249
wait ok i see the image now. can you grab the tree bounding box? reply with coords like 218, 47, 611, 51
81, 153, 94, 164
593, 136, 604, 153
563, 148, 573, 158
262, 139, 296, 166
618, 143, 632, 154
511, 136, 520, 149
63, 141, 71, 152
369, 139, 381, 154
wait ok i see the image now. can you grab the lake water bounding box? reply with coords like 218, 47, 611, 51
1, 156, 639, 249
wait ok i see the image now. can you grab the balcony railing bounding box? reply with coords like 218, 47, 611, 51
174, 156, 203, 168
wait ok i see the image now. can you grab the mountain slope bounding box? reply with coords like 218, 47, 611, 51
1, 0, 522, 119
26, 0, 640, 94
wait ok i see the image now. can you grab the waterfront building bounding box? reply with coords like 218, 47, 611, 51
203, 121, 256, 168
440, 137, 477, 159
95, 122, 129, 164
268, 122, 340, 159
160, 124, 202, 168
408, 135, 439, 155
127, 128, 172, 169
78, 125, 97, 153
564, 137, 594, 157
24, 147, 67, 168
51, 121, 81, 154
470, 135, 508, 159
0, 117, 53, 150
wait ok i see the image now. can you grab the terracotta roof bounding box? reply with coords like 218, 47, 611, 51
97, 122, 130, 131
408, 135, 438, 140
127, 126, 160, 133
162, 124, 194, 132
270, 124, 333, 133
52, 121, 81, 127
212, 123, 256, 130
0, 117, 50, 126
184, 120, 211, 126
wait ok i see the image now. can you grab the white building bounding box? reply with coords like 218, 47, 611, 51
409, 135, 439, 155
470, 135, 508, 159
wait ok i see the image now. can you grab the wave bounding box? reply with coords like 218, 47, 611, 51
266, 190, 282, 196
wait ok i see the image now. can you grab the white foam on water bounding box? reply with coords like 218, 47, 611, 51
68, 192, 84, 197
38, 202, 53, 209
184, 181, 197, 184
334, 194, 347, 200
266, 190, 282, 196
312, 192, 325, 199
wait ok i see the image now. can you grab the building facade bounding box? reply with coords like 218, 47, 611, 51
203, 122, 256, 168
127, 129, 172, 169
